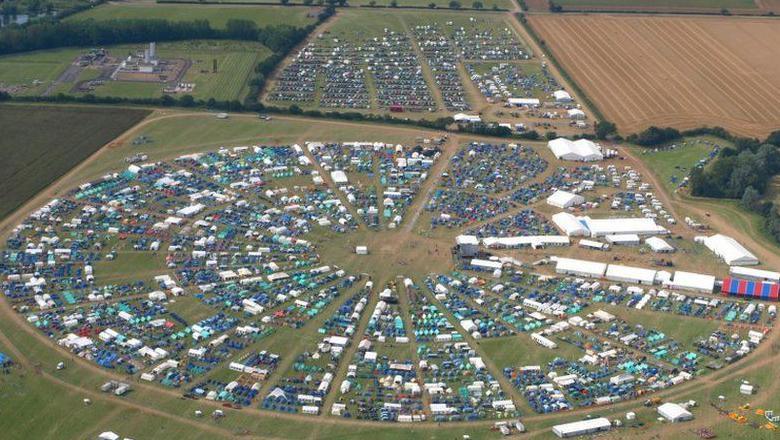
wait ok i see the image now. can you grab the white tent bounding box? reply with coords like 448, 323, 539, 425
701, 234, 759, 266
453, 113, 481, 123
606, 264, 657, 285
669, 271, 715, 293
552, 212, 589, 237
553, 256, 607, 278
547, 138, 603, 162
553, 90, 573, 103
657, 403, 693, 423
330, 170, 349, 185
581, 216, 667, 237
645, 236, 674, 253
552, 418, 611, 438
483, 235, 570, 249
605, 234, 640, 245
729, 266, 780, 282
508, 97, 540, 107
547, 190, 585, 209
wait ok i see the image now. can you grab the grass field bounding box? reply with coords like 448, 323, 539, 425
88, 41, 271, 101
347, 0, 514, 8
530, 14, 780, 137
2, 41, 271, 101
630, 137, 721, 194
0, 104, 150, 220
66, 3, 318, 28
0, 48, 82, 96
158, 0, 515, 9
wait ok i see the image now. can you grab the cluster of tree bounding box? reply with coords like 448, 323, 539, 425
686, 131, 780, 244
625, 126, 682, 147
0, 16, 314, 55
594, 120, 618, 140
690, 143, 780, 198
763, 207, 780, 246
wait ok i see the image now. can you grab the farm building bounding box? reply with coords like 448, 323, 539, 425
547, 138, 603, 162
552, 256, 607, 278
721, 277, 780, 301
552, 212, 589, 236
657, 403, 693, 423
669, 271, 716, 293
547, 190, 585, 209
729, 266, 780, 283
605, 264, 657, 285
645, 236, 674, 253
552, 418, 611, 438
580, 216, 667, 238
698, 234, 759, 266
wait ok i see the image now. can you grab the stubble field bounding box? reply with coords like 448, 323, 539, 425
530, 14, 780, 137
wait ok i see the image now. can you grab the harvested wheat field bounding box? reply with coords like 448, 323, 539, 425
530, 14, 780, 137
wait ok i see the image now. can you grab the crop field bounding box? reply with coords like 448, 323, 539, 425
0, 104, 150, 221
0, 41, 271, 101
529, 14, 780, 137
554, 0, 759, 12
65, 3, 318, 28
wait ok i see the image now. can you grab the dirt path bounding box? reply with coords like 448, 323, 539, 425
402, 134, 460, 234
258, 11, 339, 104
43, 63, 81, 97
505, 11, 599, 124
398, 15, 449, 113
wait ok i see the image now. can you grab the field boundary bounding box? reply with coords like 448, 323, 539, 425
514, 12, 608, 123
157, 0, 510, 11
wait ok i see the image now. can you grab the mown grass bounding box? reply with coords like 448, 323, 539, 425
66, 3, 317, 28
3, 41, 271, 102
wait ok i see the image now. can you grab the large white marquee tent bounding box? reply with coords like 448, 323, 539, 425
547, 138, 603, 162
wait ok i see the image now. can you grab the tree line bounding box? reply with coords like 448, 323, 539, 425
0, 16, 315, 55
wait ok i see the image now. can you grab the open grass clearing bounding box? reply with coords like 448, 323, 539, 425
4, 41, 271, 102
629, 137, 722, 195
66, 3, 318, 28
